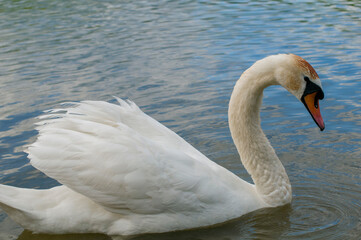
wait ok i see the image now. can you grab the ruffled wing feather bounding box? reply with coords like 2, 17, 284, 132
28, 99, 228, 215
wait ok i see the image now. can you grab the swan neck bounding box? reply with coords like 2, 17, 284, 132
229, 69, 292, 206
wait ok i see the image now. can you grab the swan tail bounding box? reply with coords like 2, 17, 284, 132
0, 184, 126, 234
0, 184, 44, 230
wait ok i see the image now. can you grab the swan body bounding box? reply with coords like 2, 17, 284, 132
0, 54, 324, 236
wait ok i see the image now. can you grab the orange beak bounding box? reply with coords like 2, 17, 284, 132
302, 92, 325, 131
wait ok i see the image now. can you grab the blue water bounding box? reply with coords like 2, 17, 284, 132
0, 0, 360, 239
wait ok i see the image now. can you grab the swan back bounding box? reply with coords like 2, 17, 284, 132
26, 99, 264, 234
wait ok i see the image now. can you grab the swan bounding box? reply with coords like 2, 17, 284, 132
0, 54, 325, 236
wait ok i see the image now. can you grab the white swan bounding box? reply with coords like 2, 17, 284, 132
0, 54, 324, 236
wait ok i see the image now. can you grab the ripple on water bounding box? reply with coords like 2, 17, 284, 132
289, 178, 361, 239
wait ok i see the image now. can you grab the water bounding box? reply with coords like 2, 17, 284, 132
0, 0, 360, 239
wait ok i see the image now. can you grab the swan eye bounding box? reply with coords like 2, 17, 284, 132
304, 76, 310, 82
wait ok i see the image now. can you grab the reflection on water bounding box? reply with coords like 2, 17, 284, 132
124, 206, 292, 240
17, 231, 111, 240
0, 0, 360, 239
15, 206, 292, 240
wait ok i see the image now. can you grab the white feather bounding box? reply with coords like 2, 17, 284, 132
18, 99, 258, 234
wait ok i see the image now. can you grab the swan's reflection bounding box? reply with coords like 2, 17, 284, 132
17, 206, 291, 240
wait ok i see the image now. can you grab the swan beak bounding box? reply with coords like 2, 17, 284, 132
302, 91, 325, 131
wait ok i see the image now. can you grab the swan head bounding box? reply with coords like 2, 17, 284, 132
271, 54, 325, 131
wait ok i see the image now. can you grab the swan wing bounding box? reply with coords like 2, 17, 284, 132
27, 99, 232, 215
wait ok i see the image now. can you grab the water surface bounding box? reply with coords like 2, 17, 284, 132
0, 0, 360, 239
